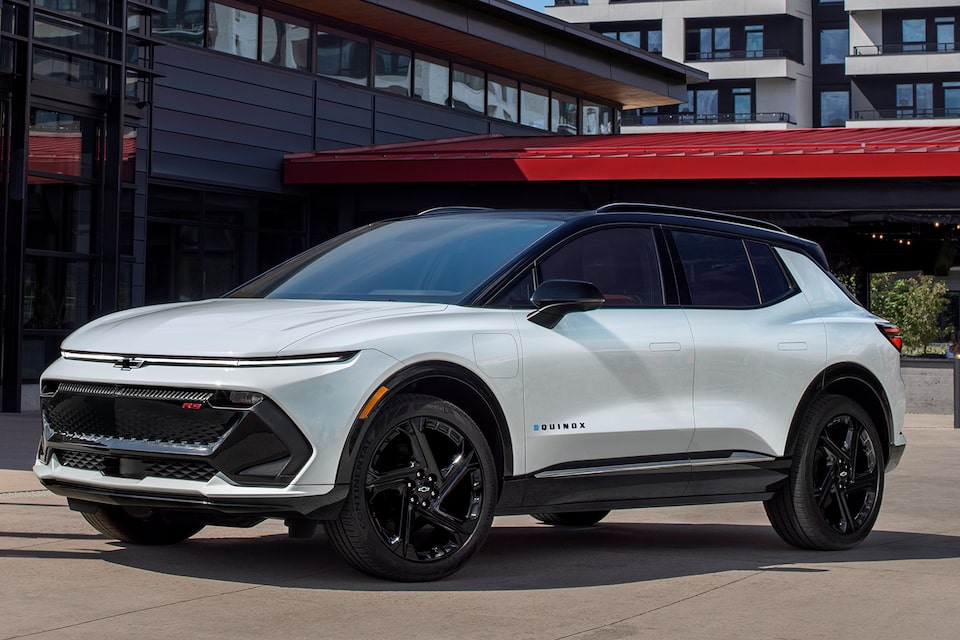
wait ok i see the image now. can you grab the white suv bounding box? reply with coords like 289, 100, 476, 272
34, 204, 906, 581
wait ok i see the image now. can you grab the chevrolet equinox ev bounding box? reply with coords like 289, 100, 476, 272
34, 204, 906, 581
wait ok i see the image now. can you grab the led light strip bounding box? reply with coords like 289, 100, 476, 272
61, 350, 358, 368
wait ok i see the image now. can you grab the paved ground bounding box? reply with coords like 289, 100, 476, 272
2, 413, 959, 640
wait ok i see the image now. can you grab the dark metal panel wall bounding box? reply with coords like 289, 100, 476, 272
151, 45, 315, 192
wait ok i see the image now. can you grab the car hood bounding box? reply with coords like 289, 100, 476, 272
61, 298, 447, 358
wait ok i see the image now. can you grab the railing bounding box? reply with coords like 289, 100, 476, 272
622, 112, 794, 126
854, 108, 960, 121
854, 42, 959, 55
686, 49, 796, 62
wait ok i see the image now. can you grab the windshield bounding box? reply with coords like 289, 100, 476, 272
229, 215, 562, 303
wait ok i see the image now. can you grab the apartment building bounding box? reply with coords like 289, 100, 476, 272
547, 0, 960, 131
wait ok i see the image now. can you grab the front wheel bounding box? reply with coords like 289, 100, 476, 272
765, 394, 884, 550
326, 394, 498, 581
82, 506, 205, 545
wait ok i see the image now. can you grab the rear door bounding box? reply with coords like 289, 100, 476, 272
667, 229, 827, 460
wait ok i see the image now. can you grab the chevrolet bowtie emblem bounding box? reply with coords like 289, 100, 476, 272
114, 357, 145, 370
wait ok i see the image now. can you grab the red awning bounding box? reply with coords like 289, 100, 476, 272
284, 126, 960, 184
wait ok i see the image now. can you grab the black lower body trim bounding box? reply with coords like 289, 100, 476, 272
41, 479, 348, 521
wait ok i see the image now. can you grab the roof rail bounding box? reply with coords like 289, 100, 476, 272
595, 202, 786, 233
417, 206, 494, 216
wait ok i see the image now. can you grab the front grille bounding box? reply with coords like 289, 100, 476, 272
58, 382, 213, 403
44, 384, 236, 446
55, 450, 218, 482
57, 450, 104, 472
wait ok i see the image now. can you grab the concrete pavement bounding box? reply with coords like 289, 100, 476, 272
2, 413, 959, 639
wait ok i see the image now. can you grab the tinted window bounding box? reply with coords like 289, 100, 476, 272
672, 231, 759, 308
746, 241, 795, 304
229, 216, 561, 304
539, 227, 664, 307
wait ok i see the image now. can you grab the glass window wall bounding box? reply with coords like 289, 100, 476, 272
520, 84, 548, 130
487, 74, 518, 122
375, 43, 411, 96
452, 64, 484, 113
208, 0, 259, 60
317, 28, 369, 86
551, 92, 577, 134
261, 11, 310, 71
154, 0, 206, 46
414, 54, 449, 106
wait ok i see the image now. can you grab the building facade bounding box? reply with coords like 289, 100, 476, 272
547, 0, 960, 131
0, 0, 697, 411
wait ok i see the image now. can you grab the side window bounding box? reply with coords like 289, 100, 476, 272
539, 227, 664, 307
672, 231, 760, 308
746, 241, 796, 304
490, 269, 535, 308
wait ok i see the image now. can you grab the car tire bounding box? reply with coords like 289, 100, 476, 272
82, 506, 205, 545
765, 394, 884, 550
531, 511, 610, 527
326, 393, 497, 581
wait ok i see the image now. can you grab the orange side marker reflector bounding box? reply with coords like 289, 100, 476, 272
359, 386, 389, 420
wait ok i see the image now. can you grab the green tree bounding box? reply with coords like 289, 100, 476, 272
869, 273, 951, 354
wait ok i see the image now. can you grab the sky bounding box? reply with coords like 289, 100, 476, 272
508, 0, 547, 12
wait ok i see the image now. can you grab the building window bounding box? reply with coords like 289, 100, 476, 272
601, 23, 661, 54
146, 187, 306, 305
261, 11, 310, 71
699, 27, 731, 60
208, 0, 258, 60
733, 87, 752, 121
374, 43, 411, 96
36, 0, 113, 24
746, 25, 763, 58
487, 74, 518, 122
820, 90, 849, 126
316, 27, 369, 86
936, 17, 956, 52
520, 84, 549, 130
452, 64, 484, 113
154, 0, 205, 46
648, 30, 662, 54
551, 92, 578, 134
945, 82, 960, 117
678, 89, 718, 123
582, 101, 612, 134
897, 83, 933, 118
819, 29, 848, 64
902, 19, 926, 53
413, 54, 449, 106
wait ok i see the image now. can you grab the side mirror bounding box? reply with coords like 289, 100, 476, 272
527, 280, 605, 329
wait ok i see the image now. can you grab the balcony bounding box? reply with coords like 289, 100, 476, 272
854, 108, 960, 121
854, 43, 958, 55
623, 111, 794, 126
687, 48, 796, 62
848, 43, 960, 76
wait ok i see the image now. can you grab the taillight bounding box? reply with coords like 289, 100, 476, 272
877, 323, 903, 352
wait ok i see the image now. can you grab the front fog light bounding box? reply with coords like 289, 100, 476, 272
228, 391, 264, 407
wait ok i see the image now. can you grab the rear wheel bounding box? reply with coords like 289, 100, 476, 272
765, 394, 884, 550
326, 394, 497, 581
531, 511, 609, 527
82, 506, 205, 545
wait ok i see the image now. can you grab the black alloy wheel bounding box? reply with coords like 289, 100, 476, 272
765, 394, 884, 550
327, 394, 497, 581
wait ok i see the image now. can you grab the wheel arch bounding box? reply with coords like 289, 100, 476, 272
335, 361, 514, 489
787, 364, 894, 464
